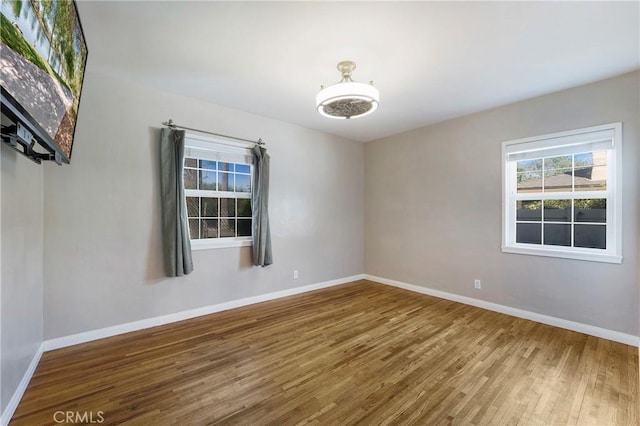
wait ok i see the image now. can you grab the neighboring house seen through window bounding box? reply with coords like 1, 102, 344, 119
183, 134, 253, 250
502, 123, 622, 263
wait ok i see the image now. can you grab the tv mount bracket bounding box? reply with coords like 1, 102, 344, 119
1, 121, 63, 165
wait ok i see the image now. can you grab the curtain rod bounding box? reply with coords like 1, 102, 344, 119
162, 119, 265, 146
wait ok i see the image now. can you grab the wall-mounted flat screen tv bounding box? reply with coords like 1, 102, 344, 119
0, 0, 87, 164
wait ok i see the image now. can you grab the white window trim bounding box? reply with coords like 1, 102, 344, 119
191, 238, 252, 250
501, 123, 622, 264
184, 133, 254, 251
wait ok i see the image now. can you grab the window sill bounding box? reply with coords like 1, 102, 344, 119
502, 245, 622, 264
191, 238, 252, 250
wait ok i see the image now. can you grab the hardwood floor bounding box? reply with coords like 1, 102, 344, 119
11, 280, 638, 425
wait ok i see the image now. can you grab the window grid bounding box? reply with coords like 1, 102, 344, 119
184, 159, 251, 193
514, 199, 607, 249
184, 158, 252, 241
512, 147, 609, 251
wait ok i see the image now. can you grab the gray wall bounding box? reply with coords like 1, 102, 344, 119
365, 71, 639, 336
43, 70, 365, 340
0, 146, 44, 412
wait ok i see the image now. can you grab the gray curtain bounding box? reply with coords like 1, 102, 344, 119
252, 145, 273, 266
159, 128, 194, 277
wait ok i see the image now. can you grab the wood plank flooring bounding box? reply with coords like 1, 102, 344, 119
10, 280, 639, 425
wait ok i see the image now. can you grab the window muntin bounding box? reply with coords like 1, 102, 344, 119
516, 151, 607, 194
184, 159, 251, 193
183, 134, 254, 249
515, 199, 607, 250
502, 123, 621, 263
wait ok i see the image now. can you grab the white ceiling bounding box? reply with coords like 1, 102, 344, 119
76, 1, 639, 142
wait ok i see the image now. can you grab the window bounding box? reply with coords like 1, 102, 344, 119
183, 134, 253, 250
502, 123, 622, 263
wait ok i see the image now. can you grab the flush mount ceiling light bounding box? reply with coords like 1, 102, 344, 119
316, 61, 379, 120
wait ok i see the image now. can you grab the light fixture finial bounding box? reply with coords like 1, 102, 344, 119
337, 60, 356, 81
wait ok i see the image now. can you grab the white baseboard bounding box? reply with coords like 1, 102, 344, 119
1, 342, 44, 426
365, 274, 639, 347
44, 274, 366, 352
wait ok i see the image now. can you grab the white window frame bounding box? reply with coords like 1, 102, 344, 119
501, 123, 622, 263
184, 133, 254, 250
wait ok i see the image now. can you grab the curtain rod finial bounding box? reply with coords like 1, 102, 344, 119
163, 119, 177, 128
257, 138, 265, 146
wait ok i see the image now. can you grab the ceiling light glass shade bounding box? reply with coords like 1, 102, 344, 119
316, 82, 379, 119
316, 61, 379, 119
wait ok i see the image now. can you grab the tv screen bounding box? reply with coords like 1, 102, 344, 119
0, 0, 87, 164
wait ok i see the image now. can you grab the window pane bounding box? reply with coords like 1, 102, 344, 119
219, 162, 234, 172
516, 223, 541, 244
186, 197, 199, 218
201, 219, 218, 238
516, 200, 542, 221
184, 158, 197, 168
235, 174, 251, 192
218, 172, 234, 191
201, 197, 218, 217
543, 199, 571, 222
238, 219, 252, 236
188, 219, 200, 239
199, 160, 216, 170
219, 198, 236, 217
200, 170, 217, 190
184, 169, 197, 190
517, 159, 542, 193
543, 156, 572, 193
236, 164, 251, 174
574, 199, 606, 223
575, 224, 606, 249
237, 199, 252, 217
220, 218, 236, 238
575, 151, 607, 192
544, 224, 571, 247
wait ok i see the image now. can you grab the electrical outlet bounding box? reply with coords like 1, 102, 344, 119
474, 279, 481, 290
293, 270, 299, 279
